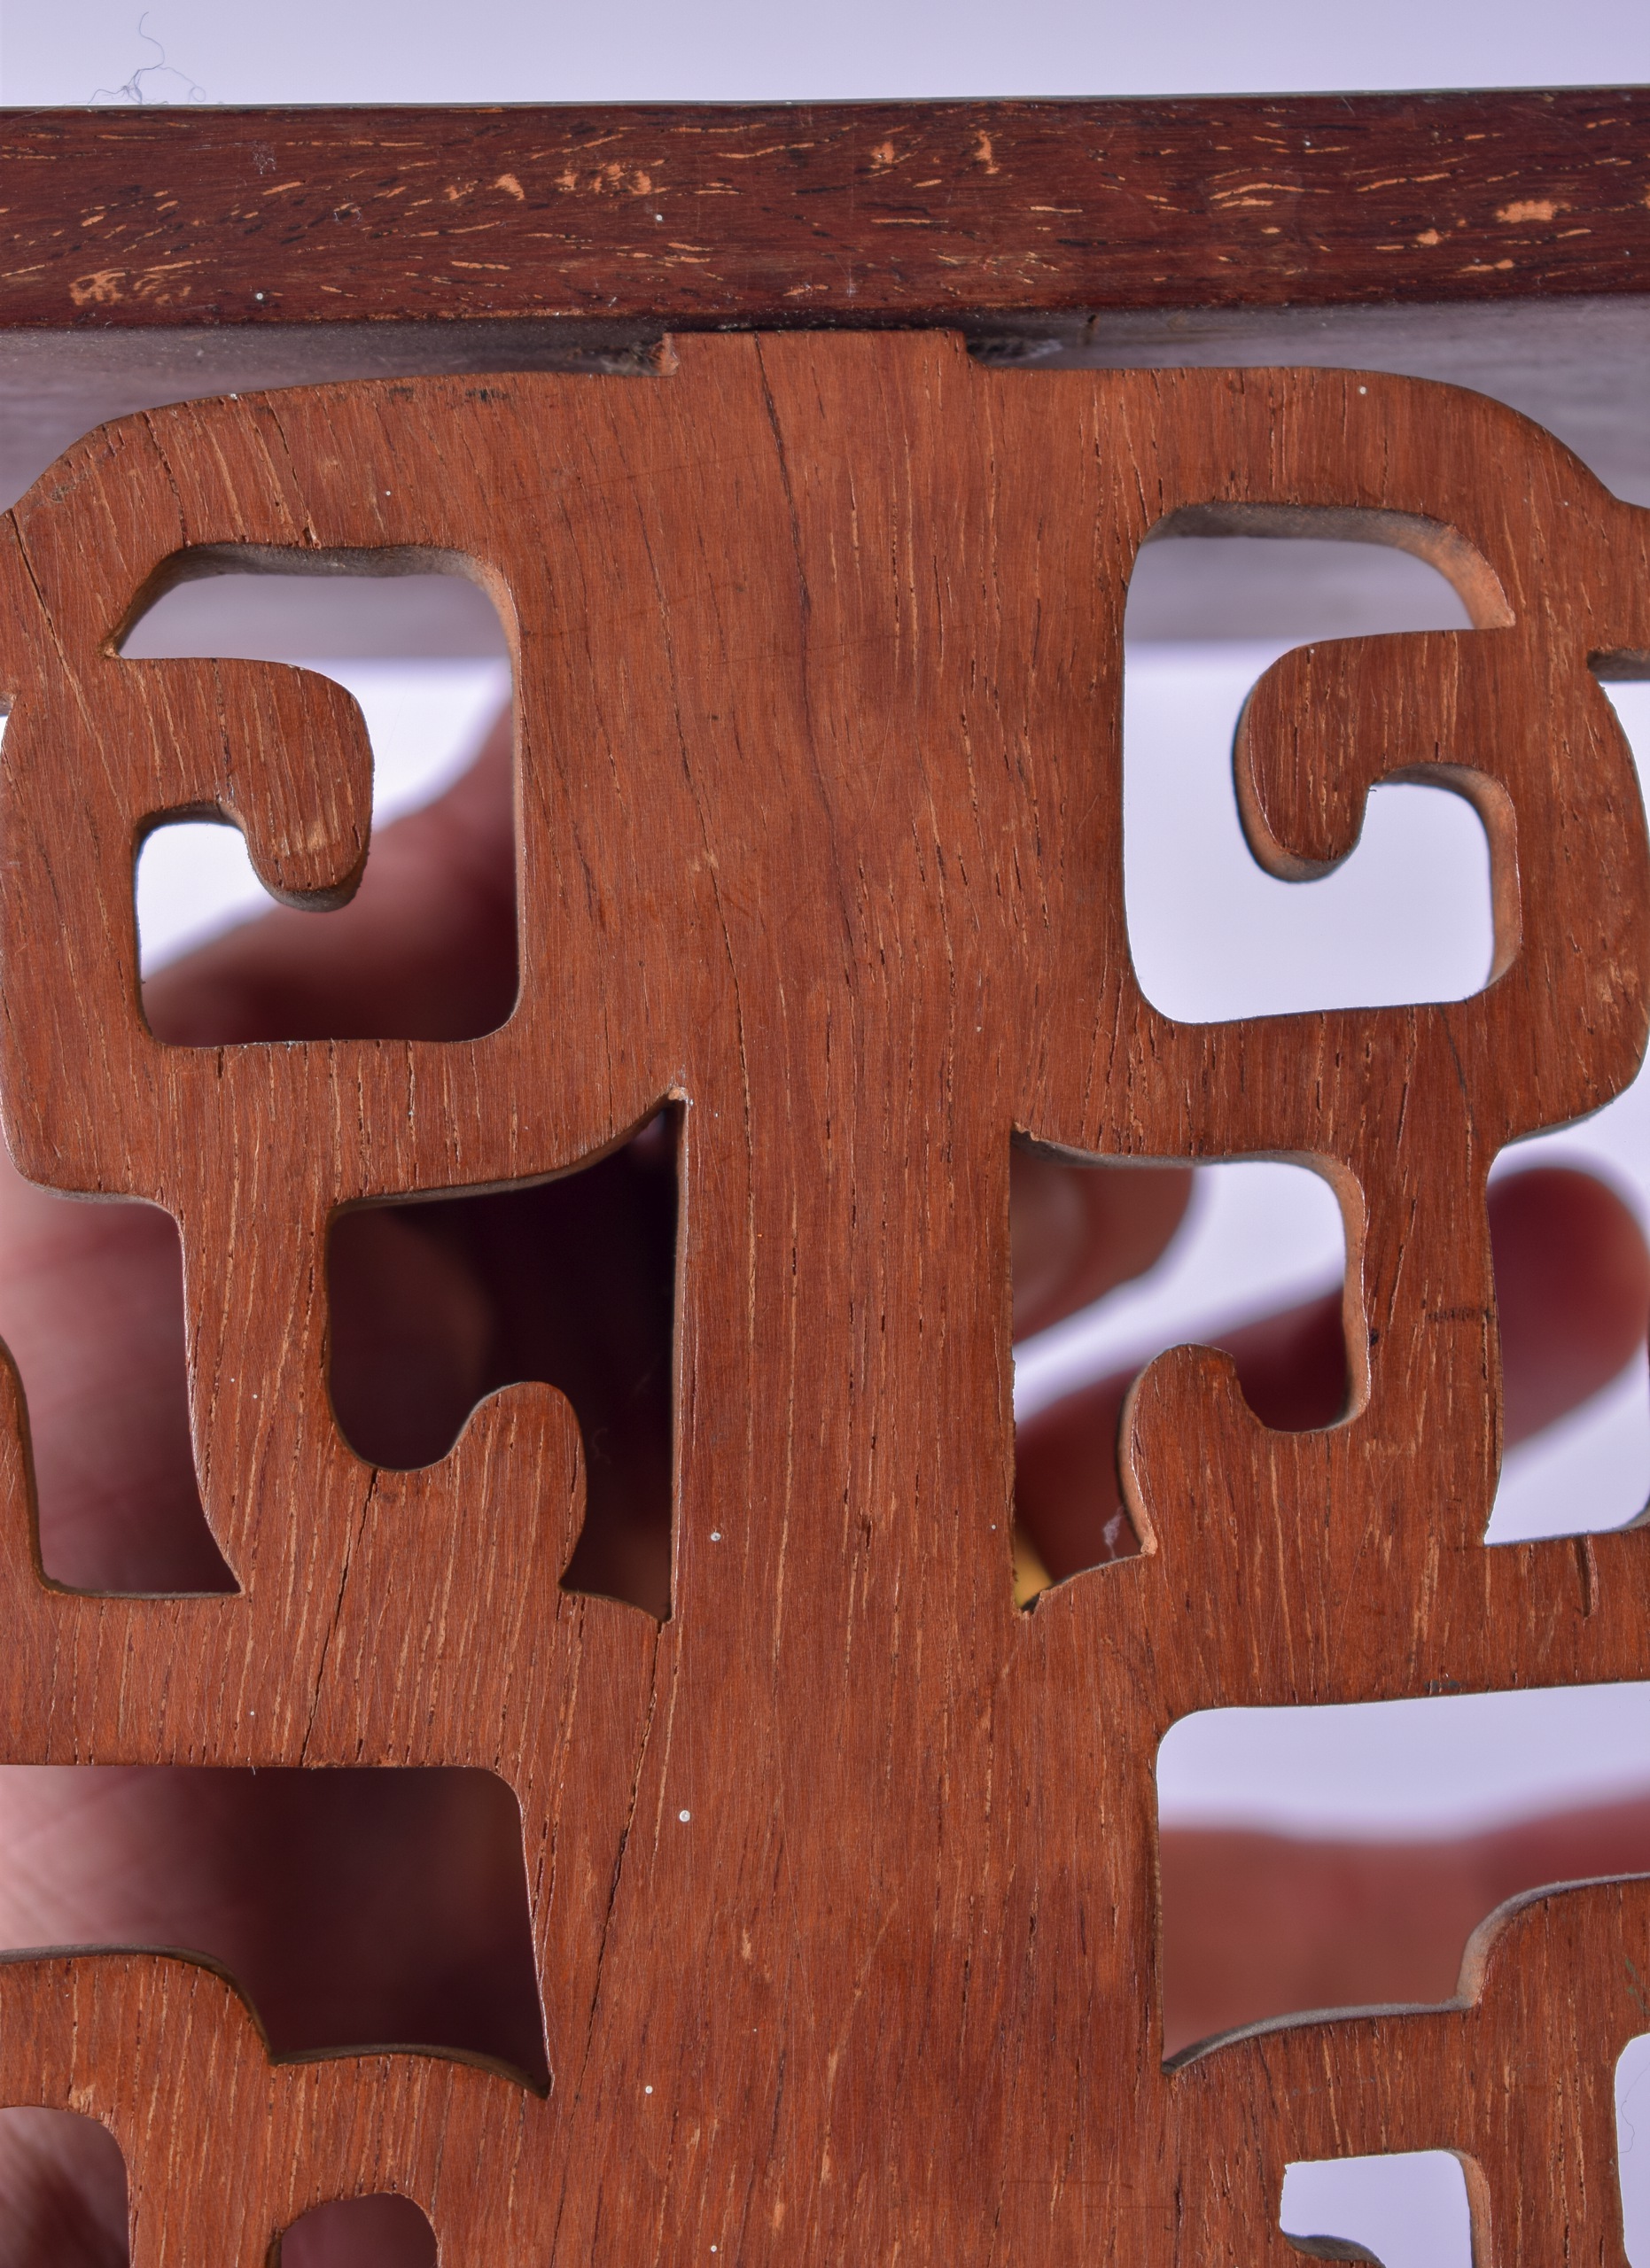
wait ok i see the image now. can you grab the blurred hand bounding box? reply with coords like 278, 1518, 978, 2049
2, 705, 1648, 2259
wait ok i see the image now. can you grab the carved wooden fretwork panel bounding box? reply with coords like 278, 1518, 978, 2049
0, 331, 1647, 2263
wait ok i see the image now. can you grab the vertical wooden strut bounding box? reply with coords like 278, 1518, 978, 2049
0, 331, 1647, 2263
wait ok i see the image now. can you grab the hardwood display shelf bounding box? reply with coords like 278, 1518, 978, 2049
0, 89, 1647, 2268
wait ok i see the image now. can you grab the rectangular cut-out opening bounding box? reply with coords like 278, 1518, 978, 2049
0, 1766, 547, 2089
1157, 1683, 1650, 2054
1617, 2036, 1650, 2265
1012, 1152, 1346, 1599
124, 566, 516, 1043
1123, 531, 1495, 1024
1280, 2150, 1474, 2268
1481, 677, 1650, 1549
0, 1183, 232, 1596
329, 1109, 679, 1619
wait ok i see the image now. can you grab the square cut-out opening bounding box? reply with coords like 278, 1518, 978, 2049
124, 563, 516, 1045
0, 1765, 547, 2089
329, 1110, 680, 1619
1123, 524, 1496, 1025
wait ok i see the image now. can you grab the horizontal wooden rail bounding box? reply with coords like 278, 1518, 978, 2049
2, 89, 1646, 332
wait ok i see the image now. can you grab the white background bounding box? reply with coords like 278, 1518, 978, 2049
5, 5, 1650, 2261
0, 0, 1646, 104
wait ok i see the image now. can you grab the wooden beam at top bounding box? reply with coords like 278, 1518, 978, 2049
2, 90, 1646, 332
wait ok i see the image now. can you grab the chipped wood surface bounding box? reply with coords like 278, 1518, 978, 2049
1, 90, 1647, 333
0, 333, 1648, 2257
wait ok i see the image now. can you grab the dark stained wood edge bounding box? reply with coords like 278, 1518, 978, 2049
1, 89, 1646, 332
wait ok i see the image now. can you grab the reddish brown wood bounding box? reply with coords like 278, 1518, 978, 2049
0, 335, 1646, 2259
2, 89, 1646, 333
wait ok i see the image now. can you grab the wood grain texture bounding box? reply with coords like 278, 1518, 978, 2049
2, 333, 1650, 2259
2, 90, 1647, 332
